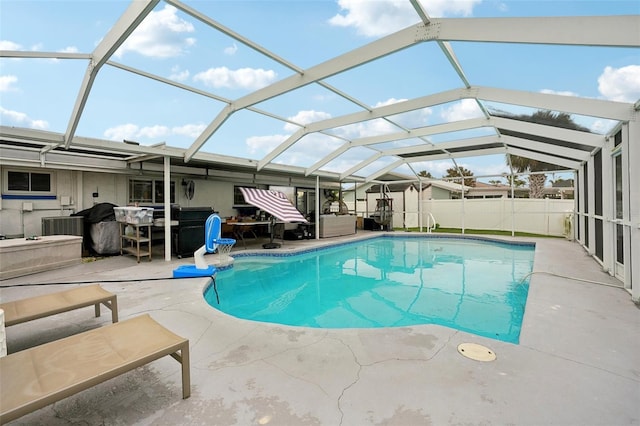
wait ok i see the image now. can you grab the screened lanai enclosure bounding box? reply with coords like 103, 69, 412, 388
0, 1, 638, 301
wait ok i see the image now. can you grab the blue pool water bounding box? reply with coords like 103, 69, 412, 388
204, 236, 535, 343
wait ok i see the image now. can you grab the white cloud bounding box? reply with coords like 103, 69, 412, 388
422, 0, 482, 17
333, 118, 398, 139
169, 66, 190, 82
0, 106, 48, 129
589, 118, 619, 135
193, 66, 277, 90
115, 5, 196, 58
224, 43, 238, 55
540, 89, 579, 97
246, 134, 289, 155
0, 75, 18, 92
283, 110, 332, 132
325, 98, 421, 139
104, 122, 207, 142
0, 40, 22, 50
104, 123, 140, 141
245, 110, 335, 161
173, 123, 206, 138
389, 108, 433, 128
273, 133, 344, 167
329, 0, 419, 37
60, 46, 79, 53
371, 98, 432, 129
328, 0, 481, 37
598, 65, 640, 103
440, 98, 483, 122
137, 125, 171, 139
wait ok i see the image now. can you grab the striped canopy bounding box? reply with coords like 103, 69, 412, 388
239, 187, 308, 223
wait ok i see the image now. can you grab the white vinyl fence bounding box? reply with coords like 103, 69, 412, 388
421, 199, 574, 236
347, 198, 575, 237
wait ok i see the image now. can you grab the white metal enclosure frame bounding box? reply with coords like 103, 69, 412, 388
0, 2, 638, 300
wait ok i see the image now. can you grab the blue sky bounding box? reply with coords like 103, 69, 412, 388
1, 0, 639, 182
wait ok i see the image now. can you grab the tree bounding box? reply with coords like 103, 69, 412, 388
502, 110, 588, 198
444, 166, 475, 187
551, 178, 573, 188
509, 157, 550, 198
488, 179, 503, 186
506, 175, 526, 188
417, 170, 433, 179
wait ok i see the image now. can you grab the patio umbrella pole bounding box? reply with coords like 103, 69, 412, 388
263, 216, 280, 249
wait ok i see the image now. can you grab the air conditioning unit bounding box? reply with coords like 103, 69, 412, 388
42, 216, 84, 237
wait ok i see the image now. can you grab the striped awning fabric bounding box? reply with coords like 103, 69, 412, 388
238, 187, 308, 223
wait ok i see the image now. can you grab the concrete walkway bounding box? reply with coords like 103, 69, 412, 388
1, 234, 638, 425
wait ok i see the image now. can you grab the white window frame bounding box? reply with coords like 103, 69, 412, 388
3, 168, 56, 195
128, 178, 175, 204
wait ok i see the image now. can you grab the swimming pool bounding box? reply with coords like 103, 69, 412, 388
204, 235, 535, 343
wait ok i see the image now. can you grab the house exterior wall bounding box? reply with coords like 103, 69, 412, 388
466, 188, 509, 198
82, 172, 128, 208
0, 166, 307, 238
431, 186, 455, 200
1, 167, 79, 238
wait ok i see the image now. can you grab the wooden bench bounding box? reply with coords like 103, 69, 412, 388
0, 314, 190, 424
0, 284, 118, 327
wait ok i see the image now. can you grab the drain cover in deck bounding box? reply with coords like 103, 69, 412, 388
457, 343, 496, 361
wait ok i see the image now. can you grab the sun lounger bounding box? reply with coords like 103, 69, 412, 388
0, 284, 118, 327
0, 314, 190, 424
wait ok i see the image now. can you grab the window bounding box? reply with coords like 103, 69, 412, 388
233, 185, 250, 206
296, 188, 316, 215
233, 185, 266, 206
129, 179, 175, 204
6, 170, 52, 193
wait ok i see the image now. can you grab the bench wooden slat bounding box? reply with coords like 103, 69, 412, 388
0, 314, 190, 424
0, 284, 118, 326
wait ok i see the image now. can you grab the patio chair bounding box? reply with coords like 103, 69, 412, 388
1, 284, 118, 327
0, 314, 190, 424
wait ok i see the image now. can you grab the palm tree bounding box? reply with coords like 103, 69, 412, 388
506, 174, 526, 188
509, 156, 549, 198
501, 110, 589, 198
444, 166, 475, 187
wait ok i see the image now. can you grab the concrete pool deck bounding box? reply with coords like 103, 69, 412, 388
1, 233, 638, 425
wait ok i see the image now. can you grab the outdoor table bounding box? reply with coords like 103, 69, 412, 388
227, 221, 271, 248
